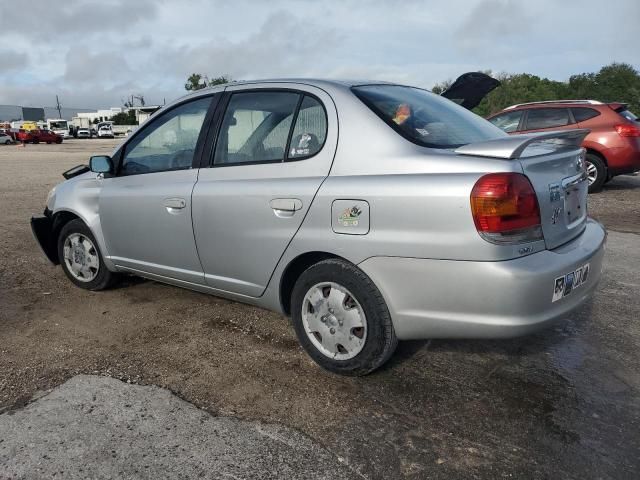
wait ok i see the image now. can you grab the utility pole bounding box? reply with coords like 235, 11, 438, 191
55, 95, 62, 118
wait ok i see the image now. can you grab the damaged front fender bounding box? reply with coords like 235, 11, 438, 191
30, 211, 59, 265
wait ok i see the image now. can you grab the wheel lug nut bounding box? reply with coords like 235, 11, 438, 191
330, 328, 335, 334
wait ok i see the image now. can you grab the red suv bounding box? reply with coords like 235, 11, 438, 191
16, 129, 63, 145
487, 100, 640, 192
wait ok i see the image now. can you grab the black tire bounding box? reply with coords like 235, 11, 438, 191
290, 259, 397, 376
32, 139, 39, 144
4, 140, 10, 145
57, 219, 117, 290
586, 153, 607, 193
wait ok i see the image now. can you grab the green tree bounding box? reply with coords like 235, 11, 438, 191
111, 110, 138, 125
184, 73, 232, 91
433, 63, 640, 117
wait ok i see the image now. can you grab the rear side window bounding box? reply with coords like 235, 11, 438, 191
215, 91, 300, 165
571, 107, 600, 123
618, 109, 638, 122
525, 108, 571, 130
352, 85, 506, 149
288, 96, 327, 159
214, 91, 327, 166
488, 110, 523, 133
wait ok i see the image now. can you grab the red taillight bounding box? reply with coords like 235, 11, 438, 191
615, 124, 640, 137
471, 173, 542, 244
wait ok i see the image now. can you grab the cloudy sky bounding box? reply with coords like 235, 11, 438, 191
1, 0, 638, 109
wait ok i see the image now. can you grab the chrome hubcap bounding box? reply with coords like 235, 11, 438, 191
63, 233, 99, 282
301, 282, 367, 360
586, 161, 597, 186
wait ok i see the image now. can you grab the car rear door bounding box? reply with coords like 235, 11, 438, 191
191, 84, 337, 297
99, 94, 219, 284
521, 107, 575, 133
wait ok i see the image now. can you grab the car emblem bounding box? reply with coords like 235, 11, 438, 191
549, 183, 561, 202
551, 206, 561, 225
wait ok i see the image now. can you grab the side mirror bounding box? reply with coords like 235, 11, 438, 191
89, 155, 114, 174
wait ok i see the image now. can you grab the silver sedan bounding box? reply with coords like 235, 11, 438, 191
31, 79, 605, 375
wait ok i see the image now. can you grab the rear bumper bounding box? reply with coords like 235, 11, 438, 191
359, 219, 606, 340
31, 212, 59, 264
606, 139, 640, 175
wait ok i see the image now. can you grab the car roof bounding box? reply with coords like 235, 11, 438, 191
172, 78, 400, 105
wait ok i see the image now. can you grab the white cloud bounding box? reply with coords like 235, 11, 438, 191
0, 0, 637, 109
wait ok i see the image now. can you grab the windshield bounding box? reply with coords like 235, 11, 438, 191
352, 85, 507, 148
49, 120, 68, 129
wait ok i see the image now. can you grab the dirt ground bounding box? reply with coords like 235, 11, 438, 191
1, 139, 639, 479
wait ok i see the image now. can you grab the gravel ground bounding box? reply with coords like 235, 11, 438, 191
0, 139, 639, 479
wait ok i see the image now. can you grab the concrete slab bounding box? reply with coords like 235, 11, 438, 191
0, 375, 358, 479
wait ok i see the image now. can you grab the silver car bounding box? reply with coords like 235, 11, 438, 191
31, 79, 606, 375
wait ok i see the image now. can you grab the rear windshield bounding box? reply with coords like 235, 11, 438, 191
619, 109, 638, 122
352, 85, 506, 149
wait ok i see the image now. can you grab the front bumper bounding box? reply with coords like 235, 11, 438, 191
31, 211, 59, 264
359, 219, 606, 340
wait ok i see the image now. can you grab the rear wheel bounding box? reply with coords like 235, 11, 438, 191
4, 140, 10, 145
290, 259, 397, 376
32, 138, 39, 144
586, 153, 606, 193
57, 219, 117, 290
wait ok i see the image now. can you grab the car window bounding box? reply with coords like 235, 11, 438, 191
120, 96, 211, 176
352, 85, 506, 149
488, 110, 523, 133
288, 96, 327, 159
618, 109, 638, 122
214, 91, 300, 165
525, 108, 571, 130
571, 107, 600, 123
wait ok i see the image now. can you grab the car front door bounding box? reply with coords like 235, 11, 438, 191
99, 94, 218, 284
192, 84, 337, 297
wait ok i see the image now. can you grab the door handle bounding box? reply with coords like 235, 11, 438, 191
270, 198, 303, 218
164, 197, 186, 210
270, 198, 303, 212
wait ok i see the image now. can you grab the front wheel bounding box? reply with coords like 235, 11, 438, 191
586, 153, 607, 193
4, 140, 10, 145
291, 259, 397, 376
57, 219, 117, 290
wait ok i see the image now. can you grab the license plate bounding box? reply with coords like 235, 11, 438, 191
564, 186, 583, 224
552, 263, 590, 302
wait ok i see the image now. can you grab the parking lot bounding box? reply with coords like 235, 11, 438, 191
0, 139, 639, 478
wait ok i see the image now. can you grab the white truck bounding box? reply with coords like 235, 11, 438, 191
46, 119, 71, 138
95, 121, 115, 138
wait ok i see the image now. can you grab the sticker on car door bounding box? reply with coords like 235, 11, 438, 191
552, 263, 590, 302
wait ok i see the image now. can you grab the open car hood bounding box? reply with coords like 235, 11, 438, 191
440, 72, 501, 110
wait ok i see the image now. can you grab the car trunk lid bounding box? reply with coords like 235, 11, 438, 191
456, 129, 590, 249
